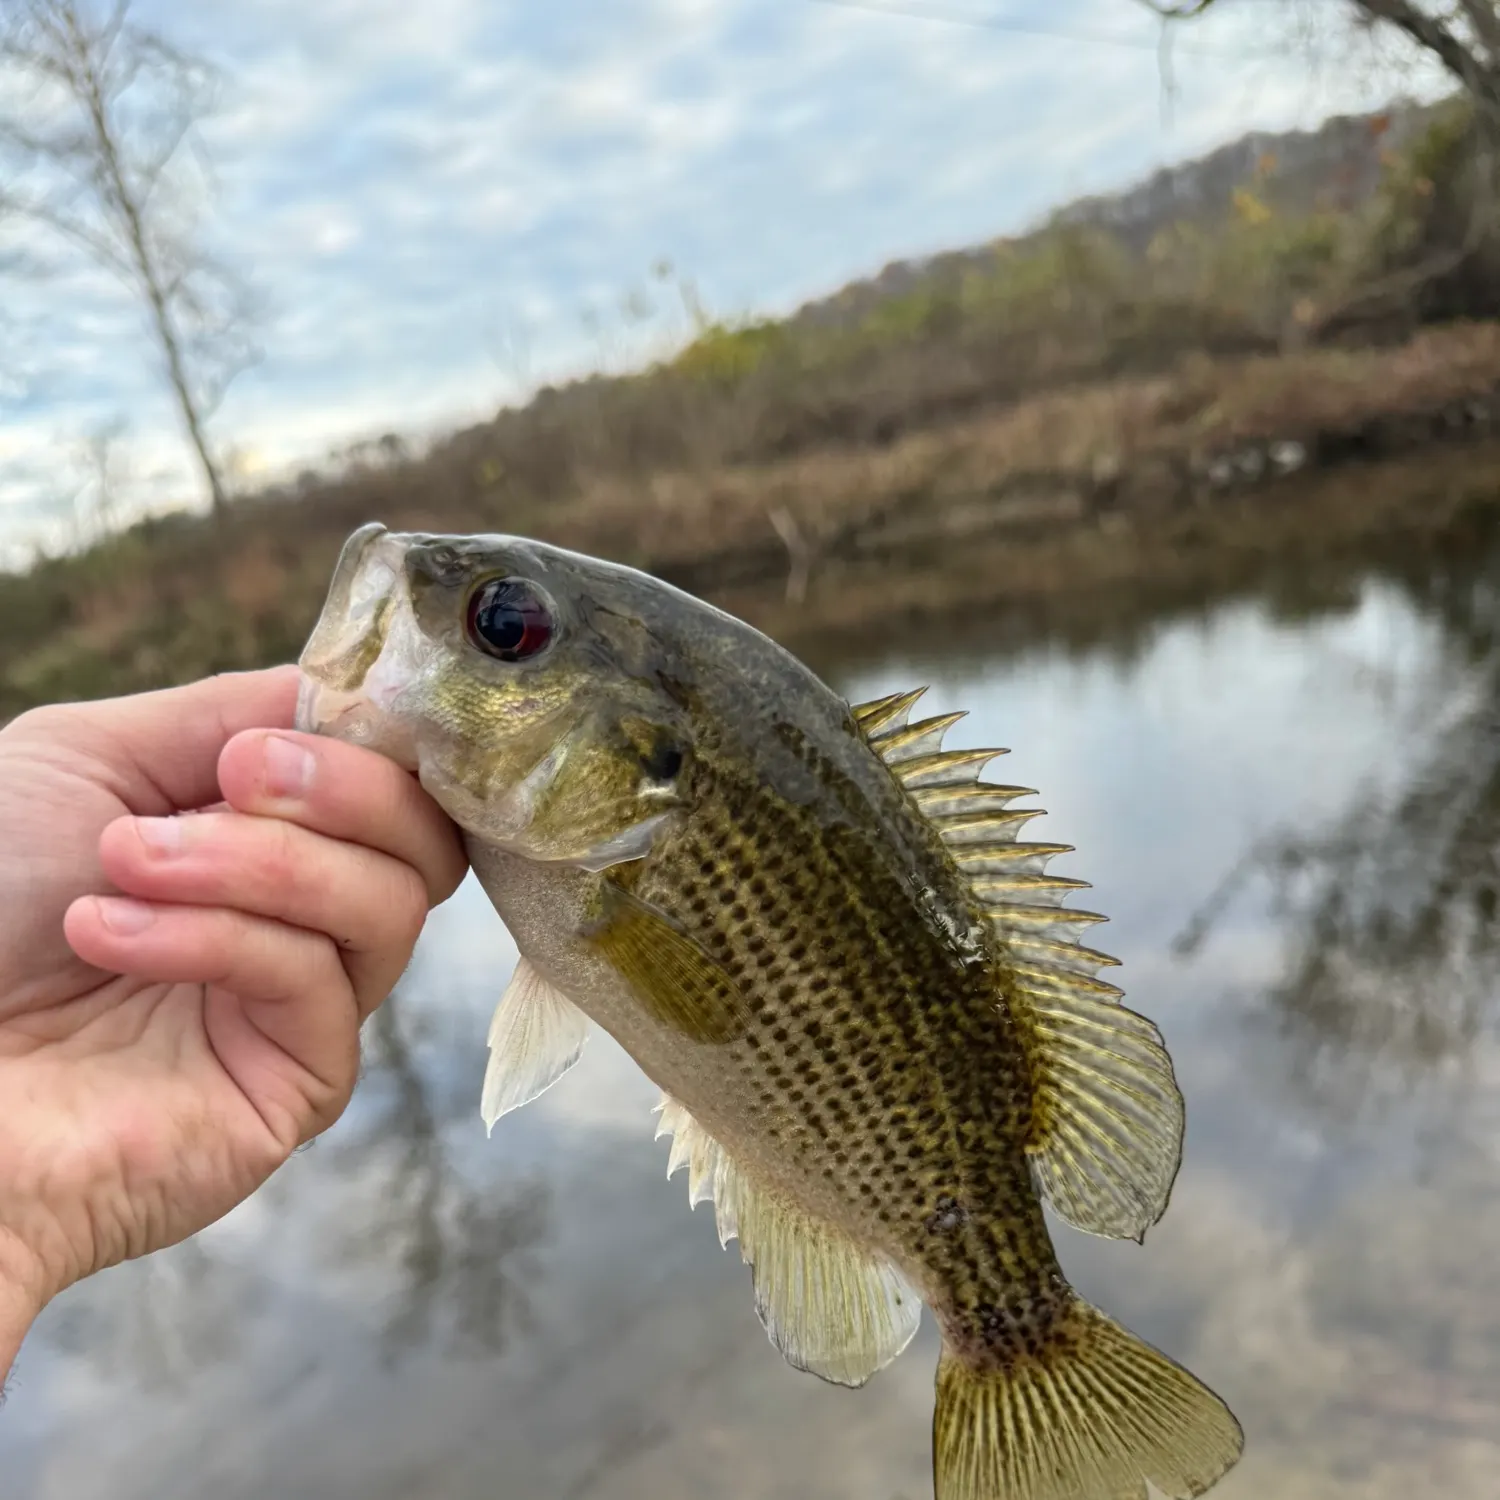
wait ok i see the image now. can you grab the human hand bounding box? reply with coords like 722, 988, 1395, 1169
0, 668, 466, 1372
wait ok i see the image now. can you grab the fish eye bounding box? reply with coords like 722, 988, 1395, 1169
465, 577, 555, 662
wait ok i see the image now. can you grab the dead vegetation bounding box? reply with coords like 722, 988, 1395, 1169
5, 99, 1500, 716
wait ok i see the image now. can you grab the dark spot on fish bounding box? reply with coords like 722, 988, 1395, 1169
639, 741, 687, 780
926, 1195, 969, 1235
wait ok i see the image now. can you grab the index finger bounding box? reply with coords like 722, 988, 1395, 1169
217, 728, 468, 906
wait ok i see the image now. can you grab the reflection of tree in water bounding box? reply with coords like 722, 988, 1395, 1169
1174, 529, 1500, 1118
45, 987, 550, 1388
39, 1232, 261, 1388
346, 990, 550, 1361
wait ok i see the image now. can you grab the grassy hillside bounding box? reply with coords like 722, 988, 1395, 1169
3, 95, 1497, 719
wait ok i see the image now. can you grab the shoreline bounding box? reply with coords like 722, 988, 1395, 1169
7, 327, 1500, 717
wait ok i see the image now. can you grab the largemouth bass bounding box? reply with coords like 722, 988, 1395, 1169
297, 522, 1243, 1500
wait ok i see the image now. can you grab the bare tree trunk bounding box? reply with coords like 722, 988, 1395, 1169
57, 6, 227, 515
1, 1, 249, 524
72, 50, 227, 514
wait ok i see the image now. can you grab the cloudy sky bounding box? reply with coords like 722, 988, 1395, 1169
0, 0, 1444, 564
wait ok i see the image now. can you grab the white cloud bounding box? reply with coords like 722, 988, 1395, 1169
0, 0, 1451, 564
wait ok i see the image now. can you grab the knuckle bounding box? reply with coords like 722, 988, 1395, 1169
254, 817, 303, 891
5, 703, 71, 744
391, 866, 429, 943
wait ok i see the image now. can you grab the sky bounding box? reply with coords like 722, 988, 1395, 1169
0, 0, 1446, 566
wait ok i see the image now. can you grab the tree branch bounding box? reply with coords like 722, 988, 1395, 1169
0, 0, 248, 517
1361, 0, 1500, 109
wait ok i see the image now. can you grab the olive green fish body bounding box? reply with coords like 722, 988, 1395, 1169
624, 728, 1064, 1330
297, 524, 1244, 1500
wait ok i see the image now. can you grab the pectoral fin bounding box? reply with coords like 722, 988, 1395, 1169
586, 881, 746, 1044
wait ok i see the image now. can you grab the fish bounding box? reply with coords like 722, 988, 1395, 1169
296, 521, 1244, 1500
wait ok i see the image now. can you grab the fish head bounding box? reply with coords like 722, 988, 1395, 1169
297, 522, 697, 870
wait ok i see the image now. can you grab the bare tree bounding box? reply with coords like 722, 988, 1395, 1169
1138, 1, 1500, 333
0, 0, 254, 517
1138, 1, 1500, 119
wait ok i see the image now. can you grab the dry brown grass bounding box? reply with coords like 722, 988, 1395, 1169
5, 320, 1500, 721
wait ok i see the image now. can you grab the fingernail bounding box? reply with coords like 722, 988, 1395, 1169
135, 816, 183, 854
264, 734, 316, 798
96, 897, 156, 935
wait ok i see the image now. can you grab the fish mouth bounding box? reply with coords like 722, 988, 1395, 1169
296, 521, 423, 770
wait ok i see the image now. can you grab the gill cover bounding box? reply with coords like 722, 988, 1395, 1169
296, 523, 692, 872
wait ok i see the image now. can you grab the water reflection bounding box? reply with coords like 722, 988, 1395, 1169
333, 996, 551, 1361
1174, 532, 1500, 1123
5, 528, 1500, 1498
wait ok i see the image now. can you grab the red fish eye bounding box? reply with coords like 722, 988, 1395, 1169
465, 577, 555, 662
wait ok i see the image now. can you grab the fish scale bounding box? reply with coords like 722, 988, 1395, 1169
297, 523, 1245, 1500
629, 722, 1087, 1325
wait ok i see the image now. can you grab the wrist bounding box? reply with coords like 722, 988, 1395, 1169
0, 1229, 47, 1380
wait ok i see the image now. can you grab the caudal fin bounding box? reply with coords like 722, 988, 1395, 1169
933, 1297, 1243, 1500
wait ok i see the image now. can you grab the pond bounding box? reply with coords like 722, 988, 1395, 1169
4, 529, 1499, 1499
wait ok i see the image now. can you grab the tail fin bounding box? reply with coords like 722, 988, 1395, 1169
933, 1297, 1243, 1500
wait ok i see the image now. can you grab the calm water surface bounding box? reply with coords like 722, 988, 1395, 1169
4, 547, 1499, 1499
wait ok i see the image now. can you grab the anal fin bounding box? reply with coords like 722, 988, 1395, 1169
481, 956, 590, 1133
655, 1095, 922, 1387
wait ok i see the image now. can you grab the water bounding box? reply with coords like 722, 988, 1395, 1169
4, 544, 1500, 1499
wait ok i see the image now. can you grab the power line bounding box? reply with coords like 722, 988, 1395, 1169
807, 0, 1283, 60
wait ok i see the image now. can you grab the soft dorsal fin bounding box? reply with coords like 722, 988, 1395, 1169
654, 1096, 922, 1387
849, 686, 1185, 1243
481, 956, 590, 1133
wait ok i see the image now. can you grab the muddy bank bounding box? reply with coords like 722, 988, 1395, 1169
709, 442, 1500, 670
7, 328, 1500, 719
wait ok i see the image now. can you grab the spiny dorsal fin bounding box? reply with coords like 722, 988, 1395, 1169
912, 783, 1039, 817
853, 686, 1185, 1243
868, 710, 968, 764
654, 1095, 922, 1387
952, 842, 1075, 876
935, 806, 1048, 842
851, 686, 928, 734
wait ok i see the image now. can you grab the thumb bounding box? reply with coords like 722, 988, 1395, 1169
54, 667, 303, 814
